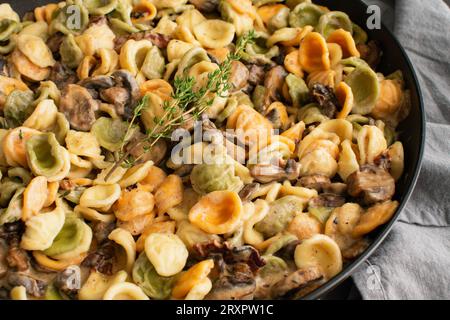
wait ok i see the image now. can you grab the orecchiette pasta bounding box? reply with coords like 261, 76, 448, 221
109, 228, 137, 274
294, 234, 343, 279
144, 233, 188, 277
79, 184, 121, 209
20, 206, 65, 251
0, 0, 409, 301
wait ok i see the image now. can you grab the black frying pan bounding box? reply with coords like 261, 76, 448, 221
6, 0, 425, 300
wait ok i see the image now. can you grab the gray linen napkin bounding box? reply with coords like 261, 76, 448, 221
352, 0, 450, 300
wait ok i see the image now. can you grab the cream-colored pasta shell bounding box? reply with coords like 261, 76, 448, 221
193, 20, 236, 49
21, 206, 65, 251
166, 40, 195, 62
357, 125, 387, 164
300, 149, 338, 177
0, 3, 20, 22
145, 233, 188, 277
51, 220, 93, 260
10, 286, 27, 300
103, 282, 149, 300
75, 205, 116, 223
81, 22, 116, 54
338, 139, 359, 181
17, 34, 56, 68
108, 228, 136, 274
315, 119, 353, 142
22, 176, 48, 221
119, 161, 154, 188
79, 184, 121, 209
23, 99, 58, 131
294, 234, 342, 279
79, 270, 128, 300
119, 39, 153, 76
184, 277, 212, 300
66, 130, 102, 159
94, 163, 128, 185
243, 200, 270, 246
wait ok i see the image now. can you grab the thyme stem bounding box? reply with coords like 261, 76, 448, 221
105, 31, 255, 179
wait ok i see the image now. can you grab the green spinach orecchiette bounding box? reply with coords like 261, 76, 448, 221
0, 0, 410, 300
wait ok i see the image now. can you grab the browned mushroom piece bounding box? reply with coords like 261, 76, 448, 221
246, 64, 266, 87
59, 84, 99, 131
298, 175, 331, 192
54, 265, 81, 299
6, 245, 29, 272
114, 31, 171, 52
373, 150, 392, 171
271, 266, 324, 298
78, 75, 115, 92
6, 271, 46, 297
189, 0, 219, 13
92, 221, 116, 244
347, 165, 395, 204
310, 83, 339, 118
46, 33, 64, 55
238, 183, 260, 201
341, 238, 370, 260
250, 160, 301, 183
357, 40, 383, 70
125, 131, 167, 165
82, 240, 116, 275
99, 86, 130, 116
206, 262, 257, 300
0, 222, 29, 272
111, 70, 140, 120
263, 65, 287, 110
49, 62, 79, 90
229, 60, 249, 92
309, 193, 346, 208
193, 242, 264, 300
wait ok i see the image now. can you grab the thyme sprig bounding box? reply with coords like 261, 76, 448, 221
105, 31, 255, 179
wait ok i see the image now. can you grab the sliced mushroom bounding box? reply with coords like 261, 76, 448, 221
82, 240, 115, 275
310, 83, 339, 118
100, 87, 130, 116
229, 61, 249, 92
347, 165, 395, 204
54, 265, 81, 299
111, 70, 140, 120
239, 183, 260, 201
263, 65, 287, 110
59, 84, 99, 131
0, 222, 29, 272
250, 160, 301, 184
125, 131, 167, 165
92, 221, 116, 244
246, 64, 266, 87
297, 175, 331, 192
6, 272, 46, 297
309, 193, 346, 208
46, 33, 64, 56
373, 150, 392, 171
357, 40, 382, 70
206, 262, 256, 300
189, 0, 219, 13
49, 62, 79, 90
271, 266, 324, 299
78, 75, 115, 92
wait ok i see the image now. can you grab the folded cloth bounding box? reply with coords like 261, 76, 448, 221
352, 0, 450, 300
